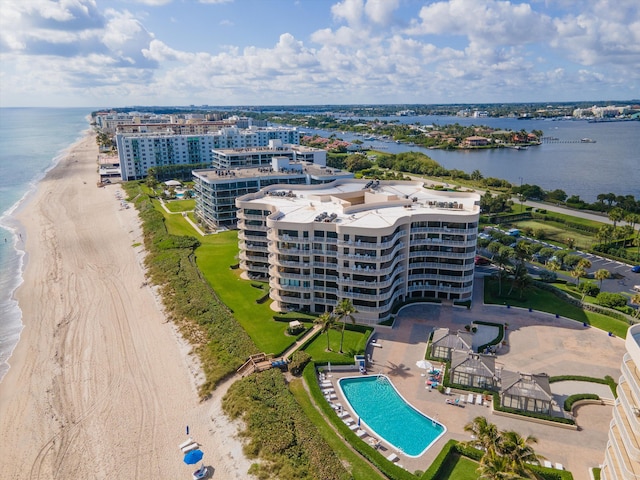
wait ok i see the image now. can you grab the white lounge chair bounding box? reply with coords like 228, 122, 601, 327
322, 388, 335, 394
343, 418, 354, 425
181, 442, 199, 453
476, 394, 483, 405
543, 460, 553, 468
555, 463, 564, 470
356, 429, 367, 438
386, 453, 399, 462
349, 424, 359, 430
460, 395, 466, 404
179, 438, 194, 450
467, 393, 474, 404
445, 387, 451, 395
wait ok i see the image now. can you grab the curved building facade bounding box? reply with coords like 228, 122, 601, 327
601, 324, 640, 480
235, 179, 480, 324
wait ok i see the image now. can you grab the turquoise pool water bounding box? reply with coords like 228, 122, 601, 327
338, 375, 446, 457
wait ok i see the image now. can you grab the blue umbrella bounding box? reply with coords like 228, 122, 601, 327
184, 449, 204, 465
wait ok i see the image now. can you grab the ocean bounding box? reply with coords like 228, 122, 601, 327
0, 107, 92, 381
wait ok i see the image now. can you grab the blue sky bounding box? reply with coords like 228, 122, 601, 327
0, 0, 638, 107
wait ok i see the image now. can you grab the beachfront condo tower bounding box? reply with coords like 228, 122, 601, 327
235, 180, 481, 324
600, 324, 640, 480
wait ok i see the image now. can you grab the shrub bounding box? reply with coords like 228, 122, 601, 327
289, 351, 311, 375
595, 292, 628, 308
578, 281, 600, 297
564, 393, 599, 411
539, 270, 558, 283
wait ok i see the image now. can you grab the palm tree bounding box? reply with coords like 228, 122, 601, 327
477, 450, 524, 480
594, 268, 611, 288
597, 225, 615, 245
315, 312, 336, 352
570, 266, 586, 286
494, 246, 514, 295
608, 207, 625, 228
335, 299, 357, 354
464, 416, 500, 453
631, 293, 640, 319
498, 430, 542, 479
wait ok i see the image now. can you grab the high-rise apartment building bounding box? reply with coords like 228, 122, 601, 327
235, 180, 480, 324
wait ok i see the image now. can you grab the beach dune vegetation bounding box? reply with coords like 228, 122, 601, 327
123, 182, 257, 396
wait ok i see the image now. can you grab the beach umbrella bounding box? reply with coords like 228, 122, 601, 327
184, 449, 204, 465
415, 359, 433, 370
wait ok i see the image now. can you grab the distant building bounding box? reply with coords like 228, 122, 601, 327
463, 136, 489, 147
115, 126, 301, 181
235, 180, 480, 324
193, 143, 346, 228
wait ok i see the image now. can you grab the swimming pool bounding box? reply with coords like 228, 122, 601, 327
338, 375, 445, 457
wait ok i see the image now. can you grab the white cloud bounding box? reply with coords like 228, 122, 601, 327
364, 0, 400, 25
331, 0, 365, 26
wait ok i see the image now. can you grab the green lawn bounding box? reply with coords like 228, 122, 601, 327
484, 278, 630, 338
512, 219, 595, 250
433, 453, 478, 480
305, 327, 372, 363
289, 379, 385, 480
164, 198, 195, 212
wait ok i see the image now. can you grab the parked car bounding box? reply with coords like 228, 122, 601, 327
632, 265, 640, 273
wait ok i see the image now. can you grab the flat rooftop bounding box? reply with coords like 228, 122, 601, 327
240, 180, 480, 228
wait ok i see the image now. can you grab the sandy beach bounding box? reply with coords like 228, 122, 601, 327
0, 132, 252, 479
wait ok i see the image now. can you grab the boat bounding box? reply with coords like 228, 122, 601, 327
581, 138, 596, 143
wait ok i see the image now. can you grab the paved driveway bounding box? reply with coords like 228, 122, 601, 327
347, 278, 626, 480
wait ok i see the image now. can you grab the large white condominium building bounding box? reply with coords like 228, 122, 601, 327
194, 149, 351, 228
235, 180, 480, 324
115, 126, 301, 181
601, 324, 640, 480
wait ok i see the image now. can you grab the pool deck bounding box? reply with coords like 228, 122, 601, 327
326, 278, 625, 479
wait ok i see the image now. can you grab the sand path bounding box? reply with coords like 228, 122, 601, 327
0, 133, 252, 479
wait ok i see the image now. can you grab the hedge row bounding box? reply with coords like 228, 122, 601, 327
564, 394, 599, 412
123, 182, 257, 396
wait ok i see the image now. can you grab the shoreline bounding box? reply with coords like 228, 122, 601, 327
0, 127, 253, 479
0, 125, 94, 383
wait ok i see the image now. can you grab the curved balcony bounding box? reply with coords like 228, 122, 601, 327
409, 250, 472, 260
408, 261, 468, 271
338, 230, 407, 249
609, 419, 640, 479
270, 290, 311, 304
411, 238, 477, 248
240, 262, 269, 273
612, 403, 640, 464
406, 284, 472, 295
269, 282, 310, 293
239, 242, 269, 253
622, 354, 640, 405
408, 273, 473, 284
340, 274, 400, 289
237, 212, 268, 221
410, 226, 475, 235
238, 231, 268, 243
617, 379, 640, 436
238, 251, 270, 263
337, 258, 406, 276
